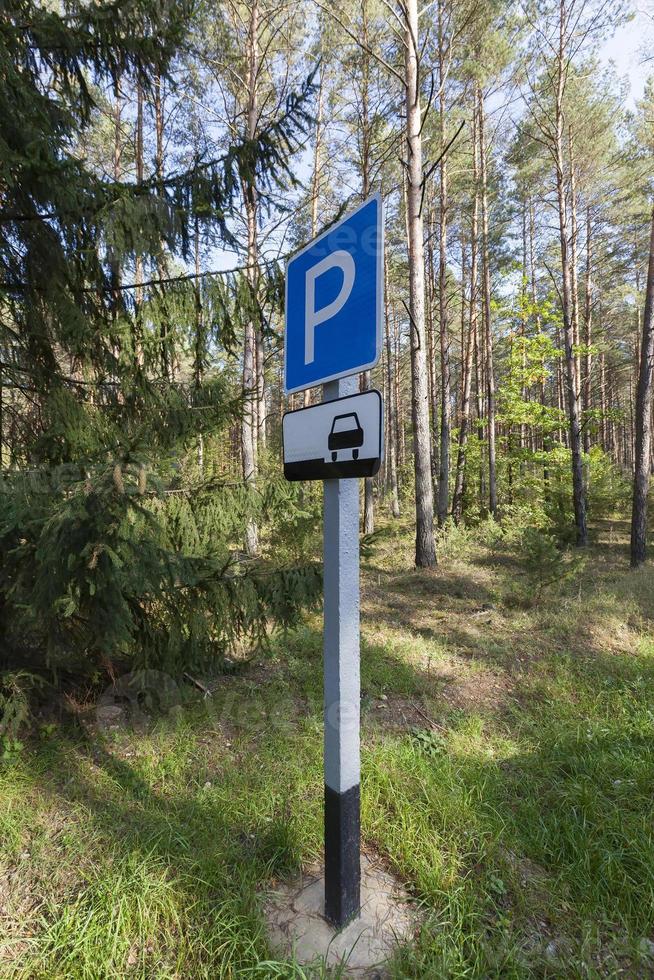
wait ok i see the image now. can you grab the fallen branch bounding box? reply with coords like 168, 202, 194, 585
183, 672, 212, 698
410, 701, 448, 734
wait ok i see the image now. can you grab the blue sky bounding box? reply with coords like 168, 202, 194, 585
601, 7, 652, 107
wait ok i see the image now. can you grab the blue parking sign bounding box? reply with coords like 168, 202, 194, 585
284, 193, 383, 394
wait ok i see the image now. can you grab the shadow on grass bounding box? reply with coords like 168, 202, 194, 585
365, 563, 497, 602
26, 718, 318, 975
15, 535, 654, 976
29, 633, 654, 978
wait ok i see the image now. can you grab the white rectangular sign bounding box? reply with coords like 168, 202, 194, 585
282, 390, 383, 481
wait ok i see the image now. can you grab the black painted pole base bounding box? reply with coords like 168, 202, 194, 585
324, 782, 361, 928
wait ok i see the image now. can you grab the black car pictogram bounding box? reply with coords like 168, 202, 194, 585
328, 412, 364, 462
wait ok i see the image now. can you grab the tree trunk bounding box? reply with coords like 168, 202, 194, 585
241, 0, 260, 556
359, 7, 375, 536
255, 322, 266, 453
478, 83, 497, 517
384, 257, 401, 517
453, 109, 479, 523
530, 198, 549, 489
600, 348, 607, 452
569, 129, 581, 404
610, 382, 619, 463
109, 78, 122, 331
519, 204, 528, 453
305, 63, 324, 410
583, 207, 593, 457
631, 206, 654, 566
194, 216, 204, 474
393, 302, 405, 472
555, 326, 566, 446
133, 82, 144, 368
244, 0, 265, 457
404, 0, 436, 566
427, 204, 439, 489
436, 6, 451, 525
361, 363, 375, 534
554, 0, 587, 544
633, 297, 641, 468
0, 365, 3, 470
474, 292, 486, 510
154, 73, 172, 382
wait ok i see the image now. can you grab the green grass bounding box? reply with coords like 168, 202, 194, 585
1, 516, 654, 977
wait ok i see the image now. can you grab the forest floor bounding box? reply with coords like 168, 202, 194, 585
1, 515, 654, 977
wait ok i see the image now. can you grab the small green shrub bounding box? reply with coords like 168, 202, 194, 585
437, 519, 476, 560
586, 447, 630, 520
411, 727, 447, 758
506, 527, 585, 608
265, 474, 322, 564
0, 463, 322, 681
499, 501, 550, 541
0, 671, 42, 759
476, 515, 507, 551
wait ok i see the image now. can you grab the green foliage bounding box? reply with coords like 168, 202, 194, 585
436, 518, 477, 561
521, 527, 570, 592
0, 1, 322, 691
0, 672, 42, 759
4, 523, 654, 975
507, 527, 586, 608
411, 727, 447, 759
1, 0, 188, 383
475, 515, 509, 551
586, 447, 631, 519
497, 331, 564, 435
360, 527, 389, 560
0, 460, 321, 679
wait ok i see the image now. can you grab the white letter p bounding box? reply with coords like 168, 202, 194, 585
304, 250, 355, 365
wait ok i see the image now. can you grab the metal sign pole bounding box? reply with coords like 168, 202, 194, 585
283, 193, 382, 930
322, 374, 361, 928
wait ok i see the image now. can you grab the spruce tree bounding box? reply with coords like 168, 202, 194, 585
0, 0, 320, 678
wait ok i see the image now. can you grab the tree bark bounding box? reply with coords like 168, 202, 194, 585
253, 171, 266, 444
154, 73, 173, 383
360, 4, 375, 535
393, 302, 405, 472
519, 204, 528, 452
569, 129, 581, 403
194, 216, 204, 473
554, 0, 587, 544
453, 109, 479, 523
600, 347, 607, 452
109, 77, 123, 331
0, 365, 3, 470
436, 3, 451, 525
474, 288, 486, 510
631, 206, 654, 566
427, 203, 439, 489
478, 83, 497, 517
384, 258, 401, 517
133, 81, 144, 369
404, 0, 436, 566
530, 197, 549, 489
305, 62, 324, 410
583, 206, 593, 460
241, 0, 260, 556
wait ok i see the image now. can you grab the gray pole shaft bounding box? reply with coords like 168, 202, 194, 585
322, 375, 361, 927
